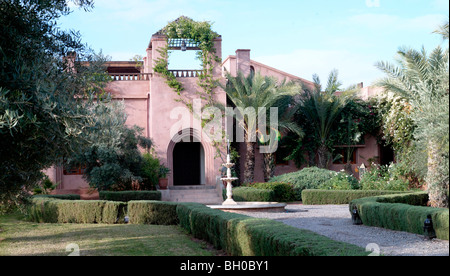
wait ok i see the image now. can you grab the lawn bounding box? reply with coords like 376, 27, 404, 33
0, 213, 216, 256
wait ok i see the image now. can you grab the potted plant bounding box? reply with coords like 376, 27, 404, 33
158, 165, 170, 190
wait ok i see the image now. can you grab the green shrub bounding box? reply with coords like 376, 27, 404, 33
319, 172, 360, 190
52, 200, 106, 223
127, 200, 178, 225
140, 152, 161, 190
302, 189, 408, 205
99, 191, 161, 202
229, 187, 275, 202
350, 192, 449, 240
32, 194, 81, 200
247, 182, 296, 202
102, 201, 127, 224
360, 163, 410, 191
28, 197, 123, 224
176, 203, 368, 256
269, 167, 337, 200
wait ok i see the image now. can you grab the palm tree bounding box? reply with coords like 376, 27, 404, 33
297, 70, 353, 168
260, 94, 304, 181
375, 22, 449, 208
221, 71, 301, 183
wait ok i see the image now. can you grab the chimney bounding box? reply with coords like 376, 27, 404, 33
235, 49, 251, 76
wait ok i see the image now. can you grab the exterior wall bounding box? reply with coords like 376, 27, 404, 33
49, 31, 384, 195
148, 37, 226, 189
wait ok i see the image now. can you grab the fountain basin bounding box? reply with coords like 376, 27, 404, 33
208, 202, 287, 213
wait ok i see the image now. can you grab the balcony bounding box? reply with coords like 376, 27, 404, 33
109, 73, 152, 81
169, 70, 203, 78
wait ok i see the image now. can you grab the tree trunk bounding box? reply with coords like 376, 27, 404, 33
427, 139, 449, 208
317, 143, 330, 169
263, 152, 275, 182
243, 141, 255, 184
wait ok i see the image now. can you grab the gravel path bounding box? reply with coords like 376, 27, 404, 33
237, 204, 449, 256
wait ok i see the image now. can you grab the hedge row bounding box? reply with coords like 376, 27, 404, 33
176, 203, 369, 256
29, 197, 126, 224
28, 198, 369, 256
127, 201, 178, 225
229, 187, 275, 202
99, 191, 161, 202
350, 192, 449, 240
32, 194, 81, 200
301, 190, 408, 205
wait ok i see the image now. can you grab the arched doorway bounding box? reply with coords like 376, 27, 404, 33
172, 139, 205, 186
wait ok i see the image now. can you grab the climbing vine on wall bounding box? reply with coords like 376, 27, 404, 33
153, 17, 225, 159
153, 16, 222, 112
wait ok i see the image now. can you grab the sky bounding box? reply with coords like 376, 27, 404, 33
60, 0, 449, 88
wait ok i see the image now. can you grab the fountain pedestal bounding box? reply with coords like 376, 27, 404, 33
207, 143, 286, 213
221, 155, 238, 205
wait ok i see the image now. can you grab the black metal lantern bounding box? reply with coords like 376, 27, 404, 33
181, 40, 187, 52
423, 214, 436, 240
351, 206, 362, 225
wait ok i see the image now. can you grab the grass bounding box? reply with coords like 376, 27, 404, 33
0, 212, 216, 256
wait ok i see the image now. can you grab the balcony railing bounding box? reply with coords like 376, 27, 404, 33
109, 73, 152, 81
169, 70, 203, 78
109, 70, 203, 81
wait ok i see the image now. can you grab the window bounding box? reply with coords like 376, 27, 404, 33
250, 65, 255, 75
333, 148, 357, 164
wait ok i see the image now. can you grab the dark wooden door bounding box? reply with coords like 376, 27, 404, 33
173, 142, 201, 186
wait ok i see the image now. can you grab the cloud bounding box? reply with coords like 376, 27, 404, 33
253, 49, 384, 88
348, 13, 448, 33
433, 0, 450, 10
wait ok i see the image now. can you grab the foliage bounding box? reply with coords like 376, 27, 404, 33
375, 21, 449, 207
359, 163, 410, 191
28, 197, 126, 224
140, 152, 161, 190
246, 182, 296, 202
153, 16, 221, 109
176, 202, 369, 256
0, 0, 109, 206
269, 167, 338, 200
158, 165, 171, 179
226, 187, 275, 202
33, 176, 57, 195
374, 92, 416, 156
301, 189, 407, 205
319, 171, 360, 190
288, 70, 357, 168
127, 200, 179, 225
350, 192, 449, 240
222, 71, 301, 183
66, 101, 153, 191
99, 191, 161, 202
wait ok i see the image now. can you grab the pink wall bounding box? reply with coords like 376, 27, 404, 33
49, 31, 384, 194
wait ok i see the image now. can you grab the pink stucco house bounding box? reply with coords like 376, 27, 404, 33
46, 19, 391, 203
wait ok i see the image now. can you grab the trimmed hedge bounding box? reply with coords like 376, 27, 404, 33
302, 190, 408, 205
127, 200, 178, 225
29, 197, 126, 224
247, 182, 296, 202
350, 192, 449, 240
28, 198, 369, 255
99, 191, 161, 202
32, 194, 81, 200
229, 187, 275, 202
176, 203, 368, 256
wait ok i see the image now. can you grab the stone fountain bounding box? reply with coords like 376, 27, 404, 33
221, 142, 239, 206
208, 140, 287, 213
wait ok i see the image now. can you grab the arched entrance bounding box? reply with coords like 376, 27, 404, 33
173, 139, 205, 186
